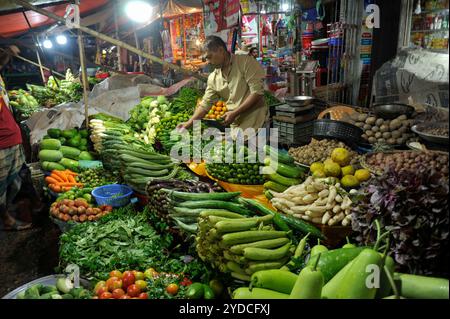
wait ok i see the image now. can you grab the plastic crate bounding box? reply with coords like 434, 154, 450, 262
91, 184, 133, 207
312, 119, 363, 146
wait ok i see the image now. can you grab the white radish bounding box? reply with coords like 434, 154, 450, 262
332, 205, 342, 214
322, 212, 331, 224
327, 186, 337, 205
318, 189, 330, 198
312, 217, 323, 224
335, 194, 343, 203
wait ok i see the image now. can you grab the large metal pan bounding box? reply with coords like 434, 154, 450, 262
372, 103, 415, 119
284, 96, 315, 107
411, 121, 449, 145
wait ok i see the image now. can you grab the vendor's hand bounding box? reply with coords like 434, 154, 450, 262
176, 120, 192, 132
222, 111, 238, 126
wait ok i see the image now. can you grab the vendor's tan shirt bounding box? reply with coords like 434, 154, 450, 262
199, 54, 268, 133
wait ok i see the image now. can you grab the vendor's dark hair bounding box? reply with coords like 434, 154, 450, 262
204, 36, 227, 52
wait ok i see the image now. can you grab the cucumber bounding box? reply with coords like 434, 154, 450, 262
244, 242, 292, 261
246, 257, 290, 275
239, 198, 324, 239
40, 138, 61, 150
394, 273, 449, 299
306, 247, 367, 283
264, 181, 288, 193
168, 190, 241, 201
199, 210, 245, 219
264, 190, 274, 200
230, 237, 290, 255
264, 158, 305, 178
251, 269, 298, 294
177, 200, 253, 216
266, 172, 300, 187
230, 272, 251, 282
221, 230, 288, 246
226, 261, 247, 275
264, 145, 294, 164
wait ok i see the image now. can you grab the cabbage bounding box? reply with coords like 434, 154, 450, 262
157, 95, 168, 104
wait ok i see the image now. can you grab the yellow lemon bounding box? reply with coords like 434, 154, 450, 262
341, 175, 360, 188
354, 169, 371, 182
323, 158, 335, 166
331, 148, 351, 166
312, 169, 326, 178
310, 162, 325, 173
324, 162, 341, 177
341, 165, 355, 176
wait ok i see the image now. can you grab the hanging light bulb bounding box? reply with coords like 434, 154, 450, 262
282, 3, 289, 12
125, 0, 153, 23
56, 35, 67, 45
43, 39, 53, 49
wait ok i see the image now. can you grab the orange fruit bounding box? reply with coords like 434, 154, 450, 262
216, 101, 223, 107
215, 106, 222, 112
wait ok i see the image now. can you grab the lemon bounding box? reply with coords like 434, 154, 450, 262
312, 169, 326, 178
310, 162, 325, 173
324, 162, 341, 177
354, 169, 371, 182
341, 175, 360, 188
323, 158, 335, 166
331, 148, 351, 166
341, 165, 355, 176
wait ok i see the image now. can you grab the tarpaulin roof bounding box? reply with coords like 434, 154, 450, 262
0, 0, 109, 38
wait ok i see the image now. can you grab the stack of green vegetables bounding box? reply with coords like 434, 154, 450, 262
232, 227, 450, 299
8, 89, 40, 120
262, 146, 306, 196
75, 168, 118, 188
38, 127, 94, 172
127, 95, 171, 144
15, 276, 91, 300
169, 87, 204, 115
155, 112, 191, 153
196, 207, 293, 282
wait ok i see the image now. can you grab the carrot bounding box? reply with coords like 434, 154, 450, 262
67, 174, 77, 183
50, 173, 65, 183
45, 176, 59, 185
52, 170, 69, 182
65, 170, 78, 176
49, 184, 62, 193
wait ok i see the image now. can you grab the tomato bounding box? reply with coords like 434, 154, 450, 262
138, 292, 148, 300
94, 280, 106, 294
109, 270, 123, 279
166, 283, 179, 295
99, 292, 113, 299
180, 277, 192, 287
122, 272, 135, 290
106, 277, 122, 292
144, 268, 156, 279
127, 284, 141, 297
119, 295, 131, 299
112, 288, 125, 299
134, 280, 147, 291
96, 286, 109, 297
135, 271, 145, 281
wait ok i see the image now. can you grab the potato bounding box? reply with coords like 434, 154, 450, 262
355, 122, 364, 128
397, 114, 408, 121
375, 132, 382, 138
389, 119, 401, 131
366, 130, 374, 137
368, 137, 377, 143
351, 112, 360, 120
402, 119, 411, 127
358, 113, 368, 122
362, 134, 368, 140
382, 132, 392, 139
377, 138, 386, 144
363, 124, 372, 131
375, 118, 384, 126
380, 125, 389, 132
387, 138, 396, 145
348, 120, 356, 125
396, 138, 405, 145
366, 117, 377, 125
398, 126, 408, 134
391, 130, 402, 139
371, 126, 380, 132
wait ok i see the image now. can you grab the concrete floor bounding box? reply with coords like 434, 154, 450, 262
0, 201, 61, 298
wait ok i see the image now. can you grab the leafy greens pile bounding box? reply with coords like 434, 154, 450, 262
351, 168, 449, 277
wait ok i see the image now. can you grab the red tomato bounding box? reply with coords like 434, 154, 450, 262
94, 280, 106, 294
99, 292, 113, 299
122, 272, 135, 290
180, 277, 192, 286
112, 288, 125, 299
106, 277, 122, 292
134, 271, 145, 281
96, 286, 109, 297
126, 284, 141, 297
138, 292, 148, 300
166, 283, 179, 295
109, 270, 123, 279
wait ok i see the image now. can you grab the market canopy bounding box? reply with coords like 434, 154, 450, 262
0, 0, 109, 38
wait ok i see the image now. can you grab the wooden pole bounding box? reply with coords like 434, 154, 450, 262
133, 24, 144, 72
113, 3, 122, 71
35, 50, 47, 83
183, 16, 187, 66
13, 0, 206, 81
15, 54, 65, 77
77, 30, 90, 128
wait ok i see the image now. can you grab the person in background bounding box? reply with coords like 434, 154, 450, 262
178, 36, 268, 137
0, 45, 32, 230
249, 47, 259, 59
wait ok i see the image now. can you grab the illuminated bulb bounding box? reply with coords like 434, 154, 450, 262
56, 35, 67, 45
125, 1, 153, 23
282, 3, 289, 11
43, 39, 53, 49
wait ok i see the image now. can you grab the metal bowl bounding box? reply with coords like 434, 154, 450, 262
284, 96, 315, 107
411, 121, 449, 145
372, 103, 415, 119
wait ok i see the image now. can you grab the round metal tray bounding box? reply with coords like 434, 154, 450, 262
411, 122, 449, 145
2, 275, 91, 299
284, 96, 315, 107
372, 103, 415, 120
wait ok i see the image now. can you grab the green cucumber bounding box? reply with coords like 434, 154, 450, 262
230, 272, 251, 282
267, 172, 300, 187
246, 257, 290, 275
306, 247, 366, 283
230, 238, 290, 255
226, 261, 247, 275
168, 190, 241, 201
244, 242, 292, 261
264, 145, 294, 164
263, 181, 288, 193
221, 230, 289, 246
265, 158, 304, 178
251, 269, 298, 294
199, 210, 245, 219
394, 273, 449, 299
178, 200, 253, 216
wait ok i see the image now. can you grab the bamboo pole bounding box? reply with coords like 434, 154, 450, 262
13, 0, 206, 82
77, 30, 89, 128
15, 54, 65, 77
113, 3, 122, 71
